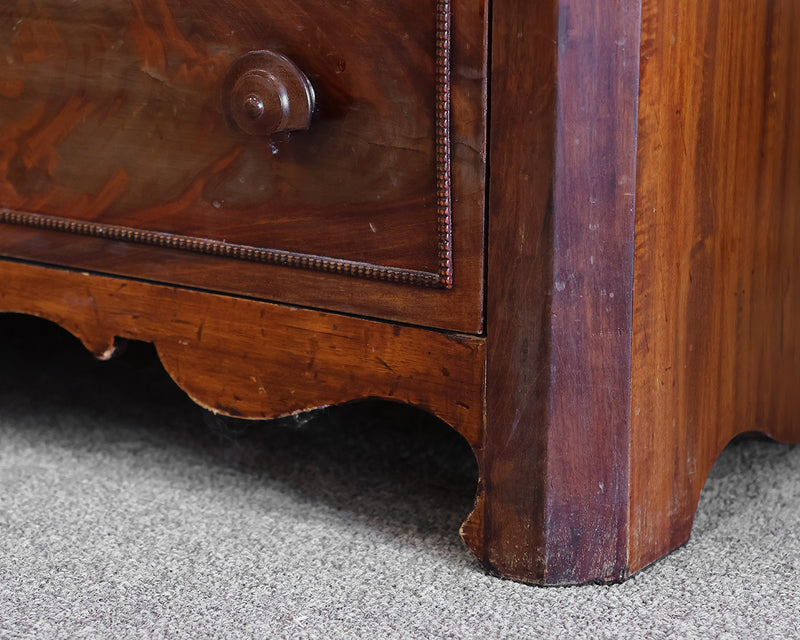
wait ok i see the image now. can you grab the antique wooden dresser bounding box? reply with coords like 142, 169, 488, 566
1, 0, 798, 585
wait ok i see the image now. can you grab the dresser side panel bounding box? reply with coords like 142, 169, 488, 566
630, 0, 800, 572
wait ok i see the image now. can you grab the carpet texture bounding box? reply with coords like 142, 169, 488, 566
0, 314, 798, 639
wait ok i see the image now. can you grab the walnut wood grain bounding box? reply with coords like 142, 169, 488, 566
0, 260, 485, 451
0, 0, 487, 331
629, 0, 800, 574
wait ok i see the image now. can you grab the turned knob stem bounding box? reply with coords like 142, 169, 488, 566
243, 95, 266, 120
223, 51, 315, 137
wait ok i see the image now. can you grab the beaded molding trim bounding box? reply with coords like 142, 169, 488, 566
0, 1, 453, 289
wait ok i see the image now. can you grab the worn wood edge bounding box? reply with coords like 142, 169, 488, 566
0, 258, 486, 449
458, 475, 487, 565
541, 0, 641, 585
481, 0, 557, 585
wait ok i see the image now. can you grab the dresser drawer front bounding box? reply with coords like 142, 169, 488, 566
0, 0, 487, 329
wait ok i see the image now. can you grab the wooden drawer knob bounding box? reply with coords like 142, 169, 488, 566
222, 50, 315, 137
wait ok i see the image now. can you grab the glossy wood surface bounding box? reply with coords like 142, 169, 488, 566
629, 0, 800, 574
0, 0, 488, 332
0, 0, 439, 267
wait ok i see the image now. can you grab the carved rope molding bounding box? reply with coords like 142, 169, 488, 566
0, 1, 454, 289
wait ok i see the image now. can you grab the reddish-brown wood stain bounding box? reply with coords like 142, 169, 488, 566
0, 0, 489, 332
629, 0, 800, 574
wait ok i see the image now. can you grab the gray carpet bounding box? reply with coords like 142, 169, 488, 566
0, 314, 798, 639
